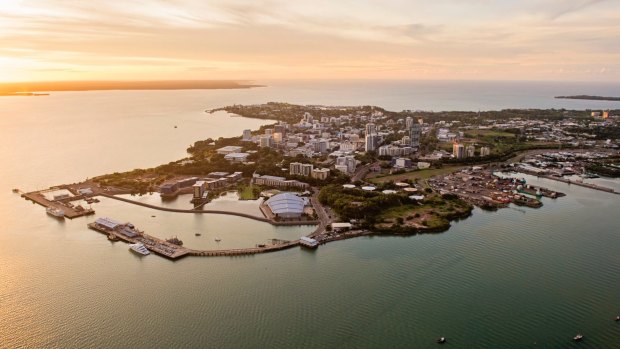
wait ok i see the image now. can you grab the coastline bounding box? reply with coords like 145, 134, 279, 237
0, 80, 264, 96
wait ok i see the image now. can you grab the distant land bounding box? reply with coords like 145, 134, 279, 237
555, 95, 620, 101
0, 80, 263, 96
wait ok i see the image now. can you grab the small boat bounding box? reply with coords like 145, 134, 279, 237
107, 234, 118, 241
573, 334, 584, 342
615, 316, 620, 322
129, 243, 150, 256
151, 215, 156, 218
195, 233, 201, 236
166, 237, 183, 246
12, 188, 19, 193
174, 125, 177, 128
46, 207, 65, 218
215, 237, 221, 242
436, 337, 446, 344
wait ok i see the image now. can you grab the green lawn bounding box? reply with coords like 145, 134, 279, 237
370, 166, 464, 184
465, 129, 517, 138
238, 184, 260, 200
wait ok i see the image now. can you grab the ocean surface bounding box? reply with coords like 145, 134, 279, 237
1, 80, 619, 348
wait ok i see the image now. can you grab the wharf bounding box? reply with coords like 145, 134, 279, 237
88, 222, 189, 259
22, 191, 95, 219
517, 170, 618, 194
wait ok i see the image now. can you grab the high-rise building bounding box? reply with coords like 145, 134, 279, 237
290, 162, 313, 176
409, 124, 421, 148
242, 129, 252, 141
336, 156, 356, 174
480, 146, 491, 157
311, 139, 328, 154
260, 136, 272, 148
274, 124, 286, 136
365, 134, 379, 152
405, 117, 414, 130
365, 123, 376, 136
453, 143, 465, 159
466, 145, 476, 158
264, 128, 274, 136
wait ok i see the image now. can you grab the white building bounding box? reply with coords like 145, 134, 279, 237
480, 146, 491, 157
216, 146, 242, 155
224, 152, 250, 163
336, 156, 356, 174
466, 145, 476, 158
290, 162, 314, 176
311, 168, 330, 180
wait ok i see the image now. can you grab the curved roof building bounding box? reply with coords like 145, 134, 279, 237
265, 192, 305, 218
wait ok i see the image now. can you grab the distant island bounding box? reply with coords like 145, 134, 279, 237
0, 80, 263, 96
555, 95, 620, 101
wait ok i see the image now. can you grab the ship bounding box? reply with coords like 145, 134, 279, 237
166, 237, 183, 246
46, 207, 65, 218
129, 243, 150, 256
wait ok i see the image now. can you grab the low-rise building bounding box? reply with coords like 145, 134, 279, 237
224, 153, 250, 163
216, 146, 242, 155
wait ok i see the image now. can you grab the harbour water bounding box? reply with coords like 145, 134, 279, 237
1, 80, 619, 348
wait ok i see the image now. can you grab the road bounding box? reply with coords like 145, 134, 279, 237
308, 188, 333, 237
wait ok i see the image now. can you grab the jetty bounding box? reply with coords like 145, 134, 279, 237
22, 190, 95, 219
88, 218, 189, 259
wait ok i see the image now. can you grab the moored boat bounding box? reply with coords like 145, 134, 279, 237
46, 207, 65, 218
129, 243, 150, 256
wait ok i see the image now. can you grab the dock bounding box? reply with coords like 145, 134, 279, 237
88, 221, 189, 259
22, 191, 95, 219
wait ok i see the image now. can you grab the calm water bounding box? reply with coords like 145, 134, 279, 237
1, 81, 619, 348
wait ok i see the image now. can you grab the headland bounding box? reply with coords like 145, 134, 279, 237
15, 102, 620, 259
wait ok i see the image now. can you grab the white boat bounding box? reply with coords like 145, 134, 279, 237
129, 243, 150, 256
214, 237, 221, 242
46, 207, 65, 218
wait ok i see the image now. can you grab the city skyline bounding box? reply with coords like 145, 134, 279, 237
1, 0, 619, 83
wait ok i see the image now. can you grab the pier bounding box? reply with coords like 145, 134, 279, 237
88, 221, 190, 259
21, 191, 95, 219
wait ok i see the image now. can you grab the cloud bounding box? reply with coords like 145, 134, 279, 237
0, 0, 619, 81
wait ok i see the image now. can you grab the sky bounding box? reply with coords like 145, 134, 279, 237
0, 0, 619, 82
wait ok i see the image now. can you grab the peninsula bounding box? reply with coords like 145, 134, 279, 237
555, 95, 620, 101
16, 102, 620, 258
0, 80, 263, 96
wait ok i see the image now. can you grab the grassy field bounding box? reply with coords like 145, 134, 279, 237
369, 166, 464, 184
238, 184, 261, 200
465, 129, 517, 138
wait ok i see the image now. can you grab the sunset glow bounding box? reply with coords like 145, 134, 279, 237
1, 0, 619, 82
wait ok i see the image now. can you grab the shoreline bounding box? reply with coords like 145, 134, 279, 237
0, 80, 264, 96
